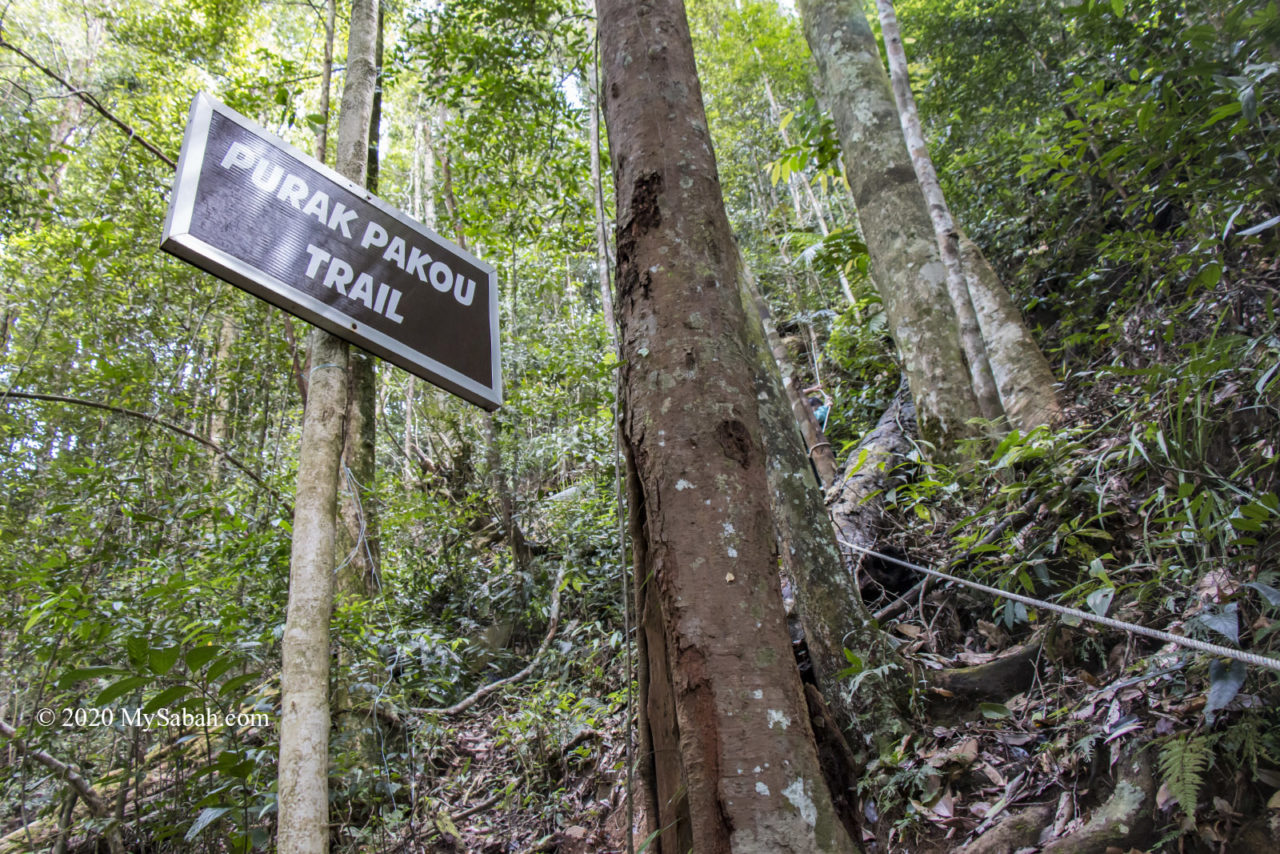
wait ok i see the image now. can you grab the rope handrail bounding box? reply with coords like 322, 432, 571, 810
841, 541, 1280, 673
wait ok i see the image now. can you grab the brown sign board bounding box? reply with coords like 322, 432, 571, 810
161, 93, 502, 410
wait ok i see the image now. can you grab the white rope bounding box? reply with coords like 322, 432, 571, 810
840, 541, 1280, 673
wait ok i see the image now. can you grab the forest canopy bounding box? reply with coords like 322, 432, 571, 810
1, 0, 1278, 851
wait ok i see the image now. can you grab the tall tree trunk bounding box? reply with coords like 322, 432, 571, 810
874, 0, 1062, 430
759, 69, 857, 306
599, 1, 859, 850
797, 0, 982, 450
589, 27, 618, 341
336, 2, 386, 604
207, 315, 238, 482
742, 265, 838, 489
737, 257, 877, 734
317, 0, 336, 166
276, 1, 378, 851
958, 232, 1064, 429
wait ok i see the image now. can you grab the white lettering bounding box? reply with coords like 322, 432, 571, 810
302, 190, 330, 225
384, 289, 404, 323
383, 236, 407, 270
454, 273, 476, 307
220, 141, 256, 171
406, 246, 432, 282
324, 258, 353, 295
303, 244, 330, 278
429, 261, 452, 293
349, 273, 376, 309
277, 175, 308, 208
374, 283, 390, 314
327, 203, 357, 239
250, 159, 283, 193
360, 221, 388, 250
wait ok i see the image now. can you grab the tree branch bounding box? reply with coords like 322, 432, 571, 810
0, 35, 176, 169
0, 719, 107, 816
4, 390, 285, 505
412, 565, 565, 717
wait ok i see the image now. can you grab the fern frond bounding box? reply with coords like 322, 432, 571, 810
1159, 734, 1212, 820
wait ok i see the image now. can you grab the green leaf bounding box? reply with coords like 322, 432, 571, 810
58, 666, 128, 688
219, 671, 261, 697
126, 636, 149, 669
1205, 659, 1246, 721
143, 684, 194, 714
979, 702, 1012, 720
96, 675, 151, 706
1197, 605, 1239, 645
185, 645, 222, 671
1110, 0, 1124, 16
1201, 101, 1241, 129
1087, 587, 1114, 617
206, 657, 238, 682
185, 806, 232, 842
149, 646, 181, 676
1246, 582, 1280, 610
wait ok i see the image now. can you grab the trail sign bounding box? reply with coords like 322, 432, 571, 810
162, 93, 502, 410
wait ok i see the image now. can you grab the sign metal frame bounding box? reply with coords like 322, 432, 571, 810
162, 93, 502, 410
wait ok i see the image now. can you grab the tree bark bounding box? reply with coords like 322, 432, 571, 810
742, 267, 838, 489
208, 315, 238, 482
278, 332, 347, 854
875, 0, 1062, 430
589, 34, 618, 342
737, 257, 866, 734
797, 0, 981, 451
873, 0, 1001, 422
599, 1, 858, 850
316, 0, 336, 166
277, 0, 378, 851
958, 232, 1064, 430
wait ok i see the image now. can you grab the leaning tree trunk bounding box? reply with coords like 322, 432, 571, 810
958, 232, 1064, 430
870, 0, 1000, 422
797, 0, 982, 451
743, 266, 839, 488
875, 0, 1062, 430
276, 1, 378, 851
599, 0, 859, 850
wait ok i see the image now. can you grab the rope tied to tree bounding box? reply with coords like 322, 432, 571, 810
840, 542, 1280, 673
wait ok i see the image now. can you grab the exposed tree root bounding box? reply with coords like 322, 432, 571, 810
411, 565, 565, 717
1040, 749, 1156, 854
959, 803, 1054, 854
927, 634, 1045, 701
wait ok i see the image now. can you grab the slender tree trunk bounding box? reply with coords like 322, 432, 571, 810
208, 315, 238, 482
875, 0, 1061, 429
797, 0, 981, 450
958, 232, 1064, 429
278, 331, 347, 854
742, 265, 838, 488
759, 70, 856, 306
317, 0, 336, 166
277, 1, 378, 851
589, 28, 618, 341
336, 2, 386, 604
599, 1, 859, 850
